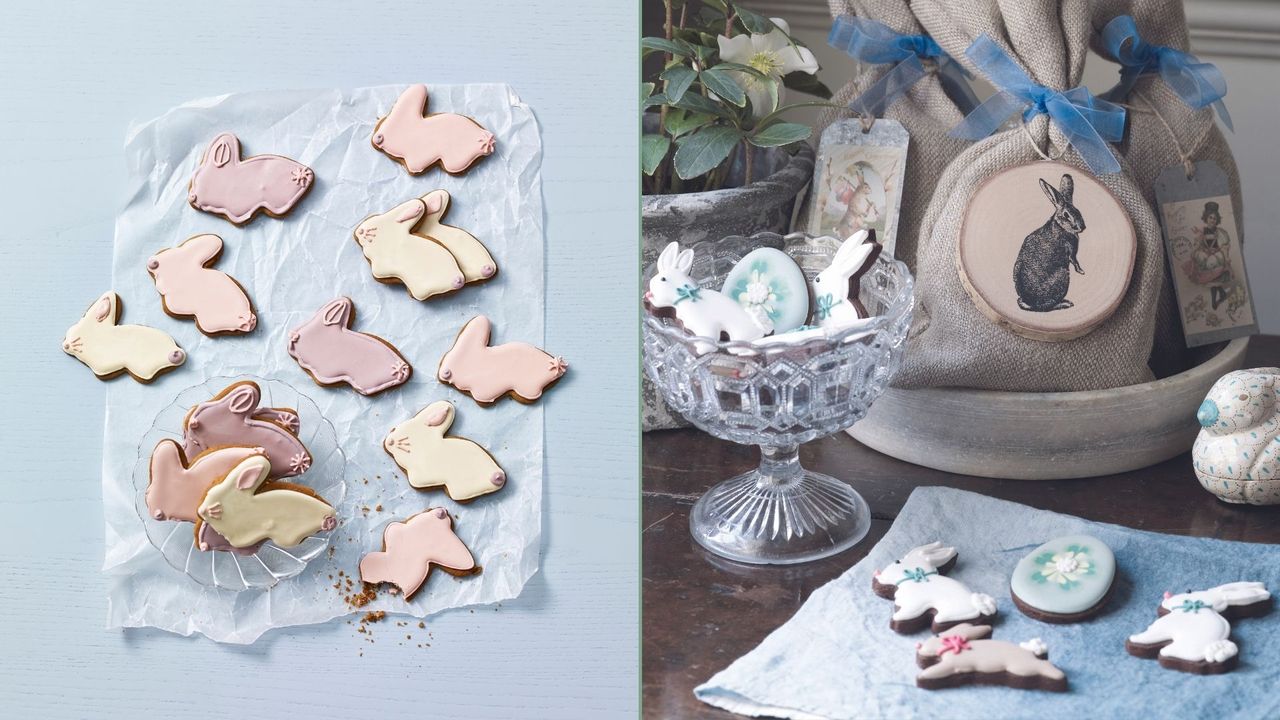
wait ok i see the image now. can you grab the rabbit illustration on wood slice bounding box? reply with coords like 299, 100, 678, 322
287, 297, 412, 396
438, 315, 567, 405
195, 454, 337, 550
146, 234, 256, 335
360, 508, 479, 599
188, 132, 314, 224
371, 84, 495, 175
385, 401, 506, 501
812, 229, 882, 328
182, 381, 311, 479
645, 241, 765, 350
1127, 582, 1272, 674
62, 292, 186, 382
1014, 174, 1086, 312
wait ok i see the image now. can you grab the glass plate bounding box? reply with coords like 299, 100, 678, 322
132, 375, 347, 591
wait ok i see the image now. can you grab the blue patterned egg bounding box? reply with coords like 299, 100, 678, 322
721, 248, 810, 334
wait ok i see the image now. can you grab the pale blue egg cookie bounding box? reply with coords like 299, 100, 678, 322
1011, 534, 1116, 622
721, 248, 809, 334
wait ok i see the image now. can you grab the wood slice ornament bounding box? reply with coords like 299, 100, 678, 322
956, 161, 1135, 342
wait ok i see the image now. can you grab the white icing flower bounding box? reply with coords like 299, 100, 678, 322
1019, 638, 1048, 656
716, 18, 819, 117
1038, 549, 1092, 587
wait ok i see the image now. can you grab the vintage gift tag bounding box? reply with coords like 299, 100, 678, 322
956, 161, 1136, 342
1154, 160, 1257, 347
804, 118, 909, 257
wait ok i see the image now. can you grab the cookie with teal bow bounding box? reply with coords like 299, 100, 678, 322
721, 247, 809, 335
1010, 534, 1116, 623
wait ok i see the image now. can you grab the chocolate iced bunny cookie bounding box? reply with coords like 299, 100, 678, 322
188, 132, 314, 224
182, 381, 311, 479
146, 234, 256, 336
62, 291, 186, 383
437, 315, 566, 405
287, 297, 412, 396
371, 84, 495, 175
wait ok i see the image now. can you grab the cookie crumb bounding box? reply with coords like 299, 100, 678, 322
363, 610, 386, 624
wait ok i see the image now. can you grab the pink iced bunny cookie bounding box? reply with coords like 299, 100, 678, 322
359, 508, 479, 599
182, 381, 311, 479
146, 440, 264, 555
872, 541, 998, 634
371, 84, 495, 175
1126, 582, 1272, 674
188, 132, 314, 224
916, 623, 1067, 692
146, 234, 256, 335
437, 315, 567, 405
62, 291, 186, 383
287, 297, 412, 396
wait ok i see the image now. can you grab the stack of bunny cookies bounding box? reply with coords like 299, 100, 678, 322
72, 84, 563, 602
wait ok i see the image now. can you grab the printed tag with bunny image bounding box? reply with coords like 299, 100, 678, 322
956, 161, 1137, 342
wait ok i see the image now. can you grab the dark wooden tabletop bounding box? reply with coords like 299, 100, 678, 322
642, 335, 1280, 719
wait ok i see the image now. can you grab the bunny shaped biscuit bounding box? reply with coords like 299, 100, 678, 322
183, 381, 311, 479
62, 291, 186, 382
146, 234, 256, 335
1013, 174, 1086, 312
288, 297, 412, 396
438, 315, 567, 404
371, 84, 495, 175
384, 401, 506, 501
418, 189, 497, 283
147, 440, 264, 556
360, 508, 478, 599
646, 242, 765, 349
188, 132, 314, 224
353, 198, 466, 301
873, 541, 998, 634
811, 229, 882, 328
1127, 582, 1272, 674
196, 454, 337, 549
916, 624, 1067, 692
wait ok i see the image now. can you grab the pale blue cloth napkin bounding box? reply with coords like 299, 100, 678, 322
696, 486, 1280, 719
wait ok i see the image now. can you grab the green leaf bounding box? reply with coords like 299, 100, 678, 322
661, 65, 697, 104
664, 109, 715, 138
782, 71, 834, 99
643, 92, 670, 109
641, 82, 655, 104
674, 126, 742, 179
733, 6, 778, 34
641, 134, 672, 176
748, 122, 812, 147
700, 67, 746, 107
673, 91, 731, 118
642, 37, 687, 57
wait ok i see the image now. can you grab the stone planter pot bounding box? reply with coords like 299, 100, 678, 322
641, 142, 815, 431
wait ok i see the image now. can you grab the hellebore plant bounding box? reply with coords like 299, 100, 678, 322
642, 0, 833, 195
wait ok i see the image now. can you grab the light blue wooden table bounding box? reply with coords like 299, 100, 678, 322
0, 2, 638, 717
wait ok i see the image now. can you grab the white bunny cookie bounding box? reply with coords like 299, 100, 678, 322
872, 541, 998, 634
811, 229, 882, 328
646, 242, 765, 349
418, 190, 497, 283
384, 400, 506, 501
1127, 582, 1272, 674
195, 454, 337, 549
353, 198, 465, 301
62, 291, 185, 382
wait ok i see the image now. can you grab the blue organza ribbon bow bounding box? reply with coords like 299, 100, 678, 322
1099, 15, 1232, 131
828, 16, 979, 118
950, 35, 1126, 174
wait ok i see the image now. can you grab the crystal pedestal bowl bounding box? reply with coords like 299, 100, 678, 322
643, 232, 913, 564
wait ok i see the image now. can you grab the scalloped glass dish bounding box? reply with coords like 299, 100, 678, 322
132, 376, 347, 591
643, 232, 914, 565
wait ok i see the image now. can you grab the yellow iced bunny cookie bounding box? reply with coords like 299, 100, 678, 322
196, 454, 337, 549
62, 291, 186, 382
418, 189, 497, 283
384, 400, 506, 501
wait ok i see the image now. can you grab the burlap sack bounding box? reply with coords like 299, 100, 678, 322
818, 0, 973, 270
1091, 0, 1244, 378
895, 0, 1164, 391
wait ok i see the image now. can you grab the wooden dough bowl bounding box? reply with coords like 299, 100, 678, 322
846, 338, 1249, 479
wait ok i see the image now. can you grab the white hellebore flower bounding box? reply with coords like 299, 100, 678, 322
717, 18, 820, 117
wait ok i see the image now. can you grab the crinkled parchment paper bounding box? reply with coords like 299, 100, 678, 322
102, 84, 543, 643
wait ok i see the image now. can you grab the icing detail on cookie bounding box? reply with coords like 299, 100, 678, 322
353, 199, 465, 301
182, 381, 311, 479
437, 315, 566, 404
811, 229, 882, 326
196, 454, 336, 549
874, 541, 998, 633
146, 234, 256, 335
722, 247, 810, 335
62, 291, 186, 382
384, 400, 507, 501
251, 407, 301, 434
416, 190, 497, 282
917, 624, 1067, 691
1010, 534, 1115, 618
188, 132, 314, 224
1127, 582, 1270, 668
146, 440, 261, 523
371, 84, 495, 175
359, 508, 477, 599
287, 297, 412, 396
